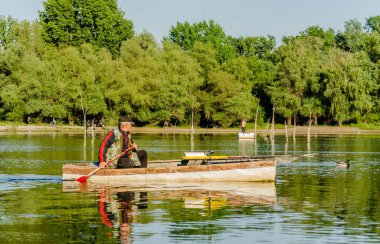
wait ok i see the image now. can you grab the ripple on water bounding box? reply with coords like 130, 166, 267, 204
0, 174, 62, 192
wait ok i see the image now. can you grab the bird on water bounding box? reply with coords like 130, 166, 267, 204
336, 160, 350, 168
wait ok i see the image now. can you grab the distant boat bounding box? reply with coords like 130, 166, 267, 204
238, 132, 255, 139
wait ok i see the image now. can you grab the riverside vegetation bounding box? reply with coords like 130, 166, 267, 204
1, 0, 380, 129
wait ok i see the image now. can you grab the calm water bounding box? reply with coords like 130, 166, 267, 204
0, 132, 379, 243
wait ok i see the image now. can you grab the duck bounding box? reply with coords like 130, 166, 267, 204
336, 160, 350, 168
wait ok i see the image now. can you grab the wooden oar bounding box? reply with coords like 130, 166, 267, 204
75, 146, 134, 183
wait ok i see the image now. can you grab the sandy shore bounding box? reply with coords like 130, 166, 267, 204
1, 124, 380, 135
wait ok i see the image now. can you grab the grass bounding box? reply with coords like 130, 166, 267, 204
350, 123, 380, 130
0, 121, 26, 126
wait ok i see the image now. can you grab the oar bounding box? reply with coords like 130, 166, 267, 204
228, 155, 300, 163
76, 146, 134, 183
227, 155, 275, 160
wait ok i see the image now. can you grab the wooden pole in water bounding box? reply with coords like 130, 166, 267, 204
285, 120, 288, 143
254, 105, 258, 136
264, 120, 270, 139
191, 104, 194, 134
307, 113, 311, 143
271, 105, 275, 139
293, 113, 296, 140
91, 119, 95, 140
80, 95, 86, 135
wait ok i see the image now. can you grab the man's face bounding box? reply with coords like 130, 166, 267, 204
119, 122, 132, 132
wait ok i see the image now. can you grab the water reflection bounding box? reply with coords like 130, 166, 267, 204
98, 190, 147, 243
63, 181, 276, 241
63, 182, 276, 207
238, 139, 255, 155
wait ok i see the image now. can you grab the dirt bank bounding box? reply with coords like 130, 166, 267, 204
1, 124, 380, 135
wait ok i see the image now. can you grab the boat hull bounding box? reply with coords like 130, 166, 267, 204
62, 160, 276, 183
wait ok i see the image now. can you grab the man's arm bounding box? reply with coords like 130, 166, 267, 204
98, 130, 115, 167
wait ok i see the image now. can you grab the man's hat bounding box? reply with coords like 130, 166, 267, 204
119, 115, 134, 125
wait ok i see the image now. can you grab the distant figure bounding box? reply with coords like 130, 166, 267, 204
241, 119, 246, 133
336, 160, 350, 168
51, 118, 56, 127
86, 120, 91, 130
99, 116, 106, 129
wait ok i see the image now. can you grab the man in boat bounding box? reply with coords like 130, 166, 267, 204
98, 115, 148, 168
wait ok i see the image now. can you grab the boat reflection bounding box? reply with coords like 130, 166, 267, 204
238, 139, 256, 155
63, 181, 276, 242
63, 181, 276, 207
143, 182, 277, 209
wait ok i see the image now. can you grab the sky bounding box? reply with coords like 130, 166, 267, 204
1, 0, 380, 44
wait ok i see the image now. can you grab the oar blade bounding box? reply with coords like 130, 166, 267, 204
75, 175, 88, 183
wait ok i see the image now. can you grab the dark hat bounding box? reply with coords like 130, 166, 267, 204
119, 115, 134, 125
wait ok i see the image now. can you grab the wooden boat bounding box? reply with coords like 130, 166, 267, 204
62, 153, 276, 183
238, 132, 255, 139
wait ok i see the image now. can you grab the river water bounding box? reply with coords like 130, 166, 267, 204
0, 132, 379, 243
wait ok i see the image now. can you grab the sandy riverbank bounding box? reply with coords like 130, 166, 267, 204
1, 124, 380, 135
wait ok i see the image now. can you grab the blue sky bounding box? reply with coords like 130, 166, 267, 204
1, 0, 380, 44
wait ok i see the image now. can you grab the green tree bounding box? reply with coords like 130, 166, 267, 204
205, 70, 256, 127
39, 0, 134, 57
77, 44, 107, 124
106, 34, 161, 124
50, 45, 106, 126
155, 41, 203, 126
300, 97, 324, 125
0, 15, 17, 50
228, 35, 277, 60
273, 37, 324, 125
267, 86, 300, 125
94, 47, 125, 124
222, 56, 251, 84
0, 21, 68, 122
299, 25, 336, 48
168, 20, 235, 63
191, 41, 219, 81
365, 15, 380, 32
323, 48, 377, 125
336, 19, 365, 53
363, 31, 380, 63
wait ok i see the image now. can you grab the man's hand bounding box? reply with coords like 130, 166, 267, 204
132, 142, 138, 150
99, 161, 106, 168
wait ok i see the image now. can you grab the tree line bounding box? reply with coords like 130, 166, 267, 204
1, 0, 380, 128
